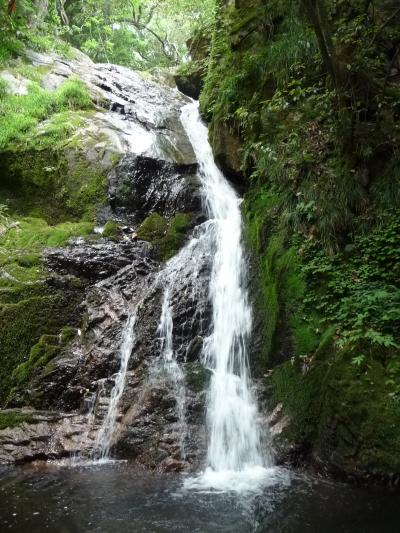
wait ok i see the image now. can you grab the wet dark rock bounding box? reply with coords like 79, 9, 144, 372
30, 237, 160, 414
0, 409, 96, 464
109, 155, 200, 222
186, 336, 204, 361
161, 457, 189, 472
174, 70, 204, 100
210, 120, 245, 188
44, 240, 152, 282
114, 376, 206, 471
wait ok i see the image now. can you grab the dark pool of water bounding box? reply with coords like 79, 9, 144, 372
0, 462, 399, 533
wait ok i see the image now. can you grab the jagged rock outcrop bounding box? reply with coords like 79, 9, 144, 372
25, 49, 196, 166
0, 410, 92, 464
44, 240, 151, 282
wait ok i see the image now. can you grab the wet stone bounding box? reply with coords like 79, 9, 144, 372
108, 154, 200, 222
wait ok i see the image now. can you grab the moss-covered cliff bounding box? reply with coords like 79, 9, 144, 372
0, 65, 105, 404
201, 0, 400, 482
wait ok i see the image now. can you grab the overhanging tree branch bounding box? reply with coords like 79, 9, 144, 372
118, 15, 178, 63
371, 5, 400, 44
58, 0, 69, 26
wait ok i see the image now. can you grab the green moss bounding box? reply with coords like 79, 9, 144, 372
12, 333, 61, 385
10, 326, 78, 404
275, 349, 400, 475
0, 178, 93, 405
0, 285, 82, 403
244, 191, 316, 365
0, 218, 94, 251
102, 220, 120, 239
1, 148, 107, 223
137, 212, 191, 261
0, 32, 112, 410
60, 326, 77, 344
10, 62, 50, 84
162, 213, 191, 260
185, 361, 211, 393
176, 60, 203, 79
0, 214, 88, 404
271, 360, 325, 442
56, 159, 108, 222
0, 411, 33, 430
56, 78, 92, 110
21, 111, 86, 151
0, 71, 107, 224
137, 213, 168, 241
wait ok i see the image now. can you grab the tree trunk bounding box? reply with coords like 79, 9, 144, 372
302, 0, 342, 93
302, 0, 353, 154
29, 0, 49, 27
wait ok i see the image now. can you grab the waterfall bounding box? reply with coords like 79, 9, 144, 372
157, 289, 187, 458
92, 312, 137, 460
181, 102, 271, 491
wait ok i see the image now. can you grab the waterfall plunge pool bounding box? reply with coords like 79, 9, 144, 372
0, 462, 399, 533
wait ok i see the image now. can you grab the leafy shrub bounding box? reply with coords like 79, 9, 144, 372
301, 217, 400, 352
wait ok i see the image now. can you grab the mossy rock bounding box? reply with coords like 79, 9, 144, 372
102, 220, 120, 239
175, 60, 206, 99
0, 148, 107, 223
0, 410, 34, 430
185, 361, 211, 393
271, 348, 400, 478
9, 325, 78, 406
318, 354, 400, 476
137, 212, 191, 261
12, 334, 60, 386
0, 286, 82, 404
137, 213, 168, 241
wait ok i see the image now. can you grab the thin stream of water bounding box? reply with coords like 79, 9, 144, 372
92, 312, 137, 460
157, 289, 187, 459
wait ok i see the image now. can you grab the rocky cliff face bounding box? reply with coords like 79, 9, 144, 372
0, 49, 210, 471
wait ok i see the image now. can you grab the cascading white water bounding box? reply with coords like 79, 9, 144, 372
181, 102, 271, 491
92, 312, 137, 460
157, 289, 187, 458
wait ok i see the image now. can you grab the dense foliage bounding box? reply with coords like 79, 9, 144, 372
201, 0, 400, 356
0, 0, 215, 69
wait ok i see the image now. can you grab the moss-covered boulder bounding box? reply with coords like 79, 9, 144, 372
137, 212, 192, 261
